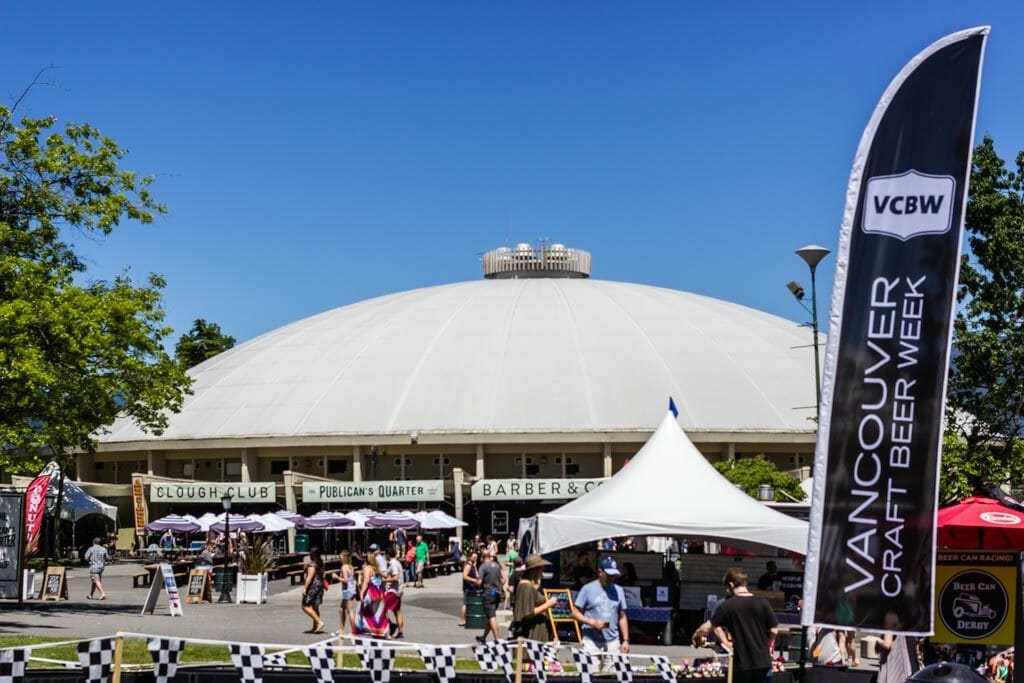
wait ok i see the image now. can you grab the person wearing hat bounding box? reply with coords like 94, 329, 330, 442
571, 556, 630, 670
369, 543, 388, 574
511, 554, 558, 641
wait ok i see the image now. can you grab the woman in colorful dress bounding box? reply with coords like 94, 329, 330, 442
356, 558, 392, 638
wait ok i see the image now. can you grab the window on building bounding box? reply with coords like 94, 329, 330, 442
327, 460, 347, 475
270, 460, 288, 475
566, 464, 580, 476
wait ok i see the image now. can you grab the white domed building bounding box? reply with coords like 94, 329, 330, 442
84, 244, 820, 532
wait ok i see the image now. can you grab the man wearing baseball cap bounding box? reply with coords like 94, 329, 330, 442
369, 543, 388, 573
571, 556, 630, 670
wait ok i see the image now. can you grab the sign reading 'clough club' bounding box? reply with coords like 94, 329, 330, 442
302, 480, 444, 503
470, 478, 607, 501
150, 482, 276, 503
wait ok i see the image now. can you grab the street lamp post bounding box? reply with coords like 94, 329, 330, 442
788, 244, 830, 683
218, 494, 233, 603
38, 490, 57, 598
791, 244, 831, 422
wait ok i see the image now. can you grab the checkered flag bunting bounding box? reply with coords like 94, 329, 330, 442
357, 641, 397, 683
230, 643, 266, 683
0, 647, 30, 683
610, 653, 633, 683
571, 648, 594, 683
263, 651, 289, 668
77, 638, 115, 683
474, 640, 513, 682
147, 638, 185, 683
651, 655, 675, 682
522, 640, 550, 683
419, 645, 458, 683
304, 645, 335, 683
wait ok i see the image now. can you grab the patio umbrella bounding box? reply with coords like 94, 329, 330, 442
425, 510, 467, 528
249, 513, 295, 533
210, 513, 265, 533
302, 511, 355, 530
343, 510, 370, 529
145, 514, 200, 533
366, 510, 420, 530
273, 510, 306, 525
195, 512, 220, 532
937, 497, 1024, 550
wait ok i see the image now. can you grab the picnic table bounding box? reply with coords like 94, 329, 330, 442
133, 560, 195, 588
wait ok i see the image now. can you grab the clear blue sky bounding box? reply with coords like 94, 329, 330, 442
4, 3, 1022, 346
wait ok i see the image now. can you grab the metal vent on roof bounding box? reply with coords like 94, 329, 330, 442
482, 241, 591, 279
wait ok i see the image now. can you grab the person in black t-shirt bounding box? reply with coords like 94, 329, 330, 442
693, 568, 778, 683
756, 561, 780, 591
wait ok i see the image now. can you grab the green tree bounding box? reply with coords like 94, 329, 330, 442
0, 99, 191, 475
175, 318, 236, 368
945, 135, 1024, 498
713, 455, 806, 502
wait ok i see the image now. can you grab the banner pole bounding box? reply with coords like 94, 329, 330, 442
514, 637, 525, 683
111, 631, 125, 683
797, 625, 808, 681
726, 653, 733, 683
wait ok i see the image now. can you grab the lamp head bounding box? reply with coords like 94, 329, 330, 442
795, 244, 831, 270
787, 281, 805, 301
221, 493, 232, 511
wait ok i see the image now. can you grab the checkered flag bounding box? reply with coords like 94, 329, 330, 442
147, 638, 185, 683
77, 638, 115, 683
304, 645, 335, 683
0, 647, 30, 683
571, 648, 594, 683
230, 643, 266, 683
650, 655, 675, 682
522, 640, 550, 683
263, 651, 289, 668
357, 641, 396, 683
419, 646, 457, 683
474, 640, 513, 681
610, 653, 633, 683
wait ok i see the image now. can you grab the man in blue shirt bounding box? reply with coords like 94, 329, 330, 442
571, 556, 630, 671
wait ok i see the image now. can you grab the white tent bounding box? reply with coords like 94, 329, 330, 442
58, 479, 117, 524
531, 411, 809, 555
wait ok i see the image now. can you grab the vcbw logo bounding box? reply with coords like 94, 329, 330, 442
863, 170, 956, 241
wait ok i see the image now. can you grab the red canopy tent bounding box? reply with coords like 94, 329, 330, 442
936, 496, 1024, 549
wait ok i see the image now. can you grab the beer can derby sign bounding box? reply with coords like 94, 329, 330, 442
933, 552, 1015, 645
302, 480, 444, 503
470, 478, 607, 501
150, 482, 276, 503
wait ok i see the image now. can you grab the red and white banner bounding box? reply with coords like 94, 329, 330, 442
24, 462, 59, 554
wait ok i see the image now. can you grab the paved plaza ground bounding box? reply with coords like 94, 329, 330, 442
0, 562, 714, 661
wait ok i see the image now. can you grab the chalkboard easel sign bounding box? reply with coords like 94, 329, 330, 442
543, 587, 582, 642
41, 566, 68, 601
186, 569, 212, 604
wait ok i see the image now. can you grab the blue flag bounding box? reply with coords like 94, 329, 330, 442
668, 397, 678, 418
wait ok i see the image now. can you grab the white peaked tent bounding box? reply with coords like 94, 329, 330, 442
531, 411, 809, 555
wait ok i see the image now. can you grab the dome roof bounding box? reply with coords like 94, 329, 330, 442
100, 279, 821, 445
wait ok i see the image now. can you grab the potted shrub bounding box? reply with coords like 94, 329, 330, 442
236, 536, 273, 604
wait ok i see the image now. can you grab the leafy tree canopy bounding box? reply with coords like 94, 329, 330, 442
175, 318, 236, 368
0, 99, 191, 475
713, 455, 806, 502
945, 135, 1024, 497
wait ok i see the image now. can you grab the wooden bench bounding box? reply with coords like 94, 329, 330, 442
289, 569, 306, 585
132, 571, 152, 588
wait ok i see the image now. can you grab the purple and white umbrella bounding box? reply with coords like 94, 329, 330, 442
145, 514, 200, 533
249, 513, 295, 533
366, 510, 420, 530
273, 510, 306, 525
302, 511, 355, 530
415, 510, 467, 530
209, 513, 264, 533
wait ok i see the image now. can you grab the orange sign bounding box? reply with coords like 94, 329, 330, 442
132, 476, 147, 534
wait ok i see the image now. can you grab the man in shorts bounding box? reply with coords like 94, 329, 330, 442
475, 547, 505, 643
384, 547, 406, 638
414, 535, 429, 588
84, 537, 108, 600
572, 557, 630, 671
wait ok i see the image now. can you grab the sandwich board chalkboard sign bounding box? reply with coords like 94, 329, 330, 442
543, 587, 582, 642
186, 569, 212, 603
41, 566, 68, 601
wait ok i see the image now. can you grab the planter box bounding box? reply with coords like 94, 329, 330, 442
23, 569, 36, 600
236, 572, 268, 604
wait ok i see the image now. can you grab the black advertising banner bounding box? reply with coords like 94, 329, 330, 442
803, 27, 988, 634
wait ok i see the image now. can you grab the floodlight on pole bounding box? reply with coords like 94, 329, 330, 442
793, 244, 831, 421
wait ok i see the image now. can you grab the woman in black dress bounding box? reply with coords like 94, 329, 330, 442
301, 547, 326, 633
